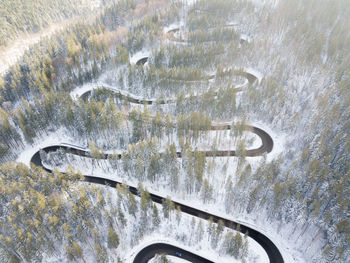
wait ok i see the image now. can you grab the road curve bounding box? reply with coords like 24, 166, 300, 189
30, 140, 282, 263
132, 243, 213, 263
165, 27, 247, 45
80, 67, 256, 104
136, 57, 149, 66
30, 123, 273, 161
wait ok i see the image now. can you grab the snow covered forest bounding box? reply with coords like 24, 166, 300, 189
0, 0, 350, 262
0, 0, 113, 46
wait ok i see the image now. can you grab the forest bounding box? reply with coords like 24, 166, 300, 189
0, 0, 350, 262
0, 0, 118, 46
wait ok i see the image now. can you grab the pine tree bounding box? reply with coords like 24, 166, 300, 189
118, 207, 127, 226
176, 206, 182, 224
152, 204, 160, 227
95, 243, 108, 263
128, 192, 138, 217
68, 241, 83, 260
107, 227, 119, 249
162, 197, 175, 218
201, 179, 212, 203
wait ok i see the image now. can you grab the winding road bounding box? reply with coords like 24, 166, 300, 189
28, 22, 284, 263
29, 71, 281, 262
30, 129, 280, 263
80, 64, 256, 104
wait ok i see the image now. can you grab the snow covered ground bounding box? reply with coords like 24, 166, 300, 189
244, 67, 264, 84
163, 23, 184, 34
149, 255, 188, 263
125, 235, 268, 263
16, 128, 81, 167
195, 130, 262, 151
130, 50, 151, 65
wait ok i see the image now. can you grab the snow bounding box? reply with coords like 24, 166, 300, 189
130, 50, 150, 65
82, 0, 101, 10
183, 0, 197, 6
163, 23, 184, 34
149, 256, 188, 263
231, 213, 302, 263
240, 33, 252, 44
164, 256, 188, 263
244, 67, 264, 84
123, 231, 267, 263
251, 0, 279, 8
70, 81, 153, 102
246, 121, 286, 162
192, 130, 262, 151
70, 82, 99, 100
235, 77, 249, 89
15, 128, 84, 167
226, 21, 239, 27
